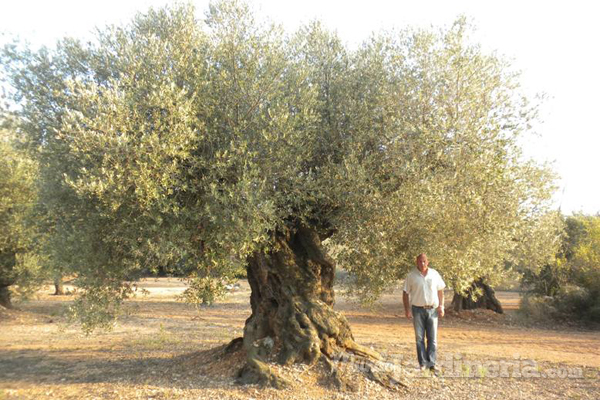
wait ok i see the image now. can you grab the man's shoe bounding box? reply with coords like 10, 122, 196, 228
429, 366, 440, 377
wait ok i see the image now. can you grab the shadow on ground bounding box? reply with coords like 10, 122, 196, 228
0, 343, 242, 390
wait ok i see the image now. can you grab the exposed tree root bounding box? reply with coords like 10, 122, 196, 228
236, 336, 408, 391
325, 349, 408, 390
342, 339, 382, 360
236, 336, 292, 389
321, 354, 359, 391
224, 337, 244, 354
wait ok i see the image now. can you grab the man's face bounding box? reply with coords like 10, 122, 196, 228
416, 255, 429, 273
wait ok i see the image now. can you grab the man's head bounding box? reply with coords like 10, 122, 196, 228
416, 253, 429, 274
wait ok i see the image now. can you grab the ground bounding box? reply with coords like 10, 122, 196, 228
0, 278, 598, 399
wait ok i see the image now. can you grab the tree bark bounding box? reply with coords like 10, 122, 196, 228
53, 275, 65, 295
238, 222, 380, 387
0, 285, 12, 309
451, 279, 504, 314
0, 251, 16, 309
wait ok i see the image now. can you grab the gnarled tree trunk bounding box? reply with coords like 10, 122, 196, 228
238, 223, 383, 388
451, 279, 503, 314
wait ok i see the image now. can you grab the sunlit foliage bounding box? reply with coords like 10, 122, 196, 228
1, 1, 557, 323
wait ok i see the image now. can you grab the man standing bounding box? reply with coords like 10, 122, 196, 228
403, 253, 446, 374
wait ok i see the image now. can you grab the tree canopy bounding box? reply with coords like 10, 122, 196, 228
1, 0, 557, 323
0, 111, 40, 307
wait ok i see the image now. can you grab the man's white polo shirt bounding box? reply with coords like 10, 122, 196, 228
403, 268, 446, 308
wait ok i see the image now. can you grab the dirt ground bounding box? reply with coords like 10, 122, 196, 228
1, 278, 598, 399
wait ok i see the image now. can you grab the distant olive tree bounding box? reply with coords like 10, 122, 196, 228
2, 0, 558, 386
0, 112, 41, 308
562, 215, 600, 321
520, 214, 600, 323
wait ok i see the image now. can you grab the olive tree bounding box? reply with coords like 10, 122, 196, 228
2, 1, 557, 386
0, 113, 40, 308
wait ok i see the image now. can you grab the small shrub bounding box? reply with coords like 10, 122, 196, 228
179, 276, 229, 307
520, 285, 600, 324
587, 304, 600, 322
519, 294, 561, 323
233, 267, 247, 279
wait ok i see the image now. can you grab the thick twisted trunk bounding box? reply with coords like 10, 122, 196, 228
451, 279, 504, 314
238, 223, 379, 387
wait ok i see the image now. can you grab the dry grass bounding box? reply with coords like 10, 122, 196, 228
0, 279, 599, 399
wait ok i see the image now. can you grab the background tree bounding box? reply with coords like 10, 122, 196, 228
457, 210, 565, 312
1, 1, 558, 386
569, 215, 600, 321
520, 214, 600, 323
0, 111, 41, 308
520, 213, 573, 297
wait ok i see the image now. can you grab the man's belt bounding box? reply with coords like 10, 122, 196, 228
413, 305, 435, 309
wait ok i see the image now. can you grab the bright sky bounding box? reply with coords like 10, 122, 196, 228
1, 0, 599, 215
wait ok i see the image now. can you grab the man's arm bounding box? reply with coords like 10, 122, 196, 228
437, 289, 445, 318
403, 291, 412, 319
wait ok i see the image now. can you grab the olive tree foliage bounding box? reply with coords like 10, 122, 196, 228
2, 1, 556, 326
327, 21, 558, 301
0, 111, 41, 307
569, 216, 600, 271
